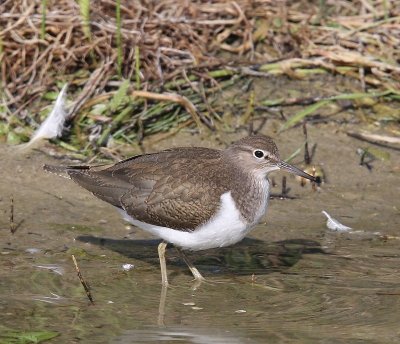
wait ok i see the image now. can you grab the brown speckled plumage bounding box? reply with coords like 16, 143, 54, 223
62, 147, 256, 231
44, 135, 318, 285
44, 135, 315, 232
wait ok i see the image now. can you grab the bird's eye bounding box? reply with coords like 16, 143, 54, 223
254, 150, 264, 159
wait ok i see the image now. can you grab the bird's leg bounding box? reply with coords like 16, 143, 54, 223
158, 282, 168, 327
175, 247, 206, 283
158, 241, 169, 287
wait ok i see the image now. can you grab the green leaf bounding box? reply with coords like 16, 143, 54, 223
91, 103, 107, 115
40, 0, 47, 40
284, 141, 306, 163
42, 91, 59, 101
366, 147, 390, 161
1, 330, 59, 343
279, 89, 400, 131
328, 90, 393, 101
7, 131, 22, 145
78, 0, 91, 40
109, 79, 130, 112
261, 98, 285, 106
279, 100, 331, 132
135, 45, 141, 89
0, 122, 8, 136
272, 17, 282, 28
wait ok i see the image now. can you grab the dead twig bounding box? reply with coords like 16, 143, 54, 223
347, 131, 400, 151
71, 254, 95, 305
9, 196, 23, 234
2, 0, 399, 117
68, 60, 115, 118
10, 196, 15, 234
281, 176, 288, 197
130, 90, 206, 130
303, 122, 311, 165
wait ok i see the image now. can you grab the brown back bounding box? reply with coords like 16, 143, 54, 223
67, 147, 233, 231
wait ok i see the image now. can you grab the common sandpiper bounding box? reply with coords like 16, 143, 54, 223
44, 135, 316, 286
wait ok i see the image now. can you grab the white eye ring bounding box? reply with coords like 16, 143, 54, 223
253, 150, 265, 159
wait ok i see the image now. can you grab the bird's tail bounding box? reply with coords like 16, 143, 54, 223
43, 163, 103, 178
43, 164, 73, 179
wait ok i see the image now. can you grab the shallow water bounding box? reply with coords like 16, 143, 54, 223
1, 123, 400, 343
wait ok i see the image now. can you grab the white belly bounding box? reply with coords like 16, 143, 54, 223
118, 189, 269, 251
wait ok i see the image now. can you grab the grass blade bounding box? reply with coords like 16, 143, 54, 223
135, 46, 140, 89
279, 100, 330, 132
40, 0, 47, 40
110, 79, 130, 112
79, 0, 91, 40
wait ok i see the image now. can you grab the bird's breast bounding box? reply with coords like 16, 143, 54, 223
231, 177, 270, 225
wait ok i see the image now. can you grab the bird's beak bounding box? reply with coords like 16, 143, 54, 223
277, 160, 316, 182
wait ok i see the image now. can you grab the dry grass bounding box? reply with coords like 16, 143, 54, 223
0, 0, 399, 149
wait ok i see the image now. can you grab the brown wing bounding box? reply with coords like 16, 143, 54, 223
61, 147, 230, 231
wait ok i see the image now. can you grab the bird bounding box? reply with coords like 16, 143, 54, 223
44, 135, 316, 286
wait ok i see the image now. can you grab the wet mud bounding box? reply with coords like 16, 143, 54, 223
1, 100, 400, 343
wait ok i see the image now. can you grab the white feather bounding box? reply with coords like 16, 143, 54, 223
23, 84, 69, 148
322, 210, 352, 232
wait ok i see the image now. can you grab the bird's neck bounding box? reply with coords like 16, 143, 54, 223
229, 169, 270, 224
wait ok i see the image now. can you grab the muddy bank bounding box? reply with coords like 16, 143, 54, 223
1, 120, 399, 343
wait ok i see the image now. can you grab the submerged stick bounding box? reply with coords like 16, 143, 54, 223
10, 197, 16, 234
303, 122, 311, 165
281, 176, 287, 197
71, 255, 95, 305
9, 196, 23, 234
